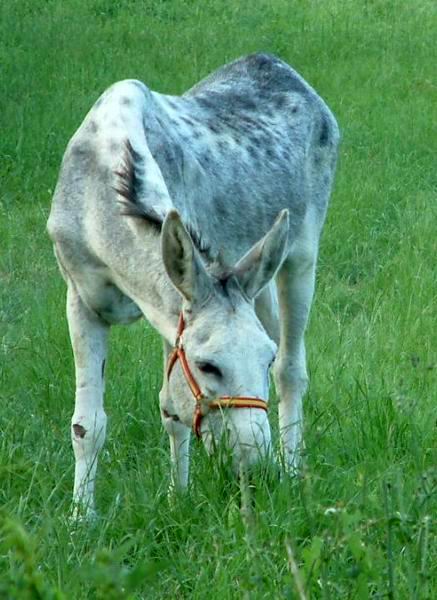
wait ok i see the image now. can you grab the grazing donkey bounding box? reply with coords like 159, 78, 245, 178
47, 53, 339, 516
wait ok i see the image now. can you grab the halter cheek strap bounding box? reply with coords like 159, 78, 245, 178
166, 314, 268, 438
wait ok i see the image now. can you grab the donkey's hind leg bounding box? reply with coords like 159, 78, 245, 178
67, 284, 109, 517
273, 230, 318, 472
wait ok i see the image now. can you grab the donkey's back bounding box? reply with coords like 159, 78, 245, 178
49, 53, 339, 268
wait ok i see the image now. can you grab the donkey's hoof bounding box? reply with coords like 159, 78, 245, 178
277, 451, 302, 480
69, 505, 98, 526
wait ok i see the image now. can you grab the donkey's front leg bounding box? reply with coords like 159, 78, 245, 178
67, 285, 109, 517
160, 342, 191, 491
274, 254, 316, 472
163, 414, 191, 491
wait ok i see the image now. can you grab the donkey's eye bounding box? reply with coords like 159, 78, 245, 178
197, 361, 222, 378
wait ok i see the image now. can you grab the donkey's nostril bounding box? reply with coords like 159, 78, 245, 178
162, 408, 180, 422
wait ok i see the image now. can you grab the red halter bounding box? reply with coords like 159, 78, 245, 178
166, 314, 268, 438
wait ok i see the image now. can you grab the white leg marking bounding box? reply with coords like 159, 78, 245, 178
67, 285, 109, 516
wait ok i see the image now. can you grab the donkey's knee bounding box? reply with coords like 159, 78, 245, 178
274, 354, 308, 399
71, 391, 107, 461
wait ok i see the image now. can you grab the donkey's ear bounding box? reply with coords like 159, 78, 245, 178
234, 210, 289, 299
161, 210, 211, 304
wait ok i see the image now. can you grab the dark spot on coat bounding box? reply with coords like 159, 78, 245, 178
214, 197, 228, 218
73, 423, 87, 438
163, 146, 176, 165
121, 96, 132, 106
196, 96, 217, 111
239, 115, 258, 130
281, 149, 291, 162
220, 114, 240, 132
274, 94, 287, 109
89, 120, 98, 133
181, 116, 195, 126
101, 359, 106, 379
319, 115, 330, 146
200, 153, 211, 166
248, 133, 261, 147
247, 145, 259, 159
217, 139, 229, 152
71, 139, 92, 157
232, 94, 257, 111
266, 147, 276, 160
208, 122, 220, 134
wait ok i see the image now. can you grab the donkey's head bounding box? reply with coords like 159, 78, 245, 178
160, 209, 289, 470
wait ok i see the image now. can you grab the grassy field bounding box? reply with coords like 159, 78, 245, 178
1, 0, 436, 597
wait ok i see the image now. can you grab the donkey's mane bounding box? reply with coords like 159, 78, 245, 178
115, 141, 213, 261
114, 141, 163, 227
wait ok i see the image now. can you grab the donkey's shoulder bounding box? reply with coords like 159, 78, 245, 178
47, 80, 154, 240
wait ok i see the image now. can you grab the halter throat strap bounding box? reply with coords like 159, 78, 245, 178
166, 313, 268, 438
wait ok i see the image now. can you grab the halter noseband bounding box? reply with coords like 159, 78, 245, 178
166, 314, 268, 438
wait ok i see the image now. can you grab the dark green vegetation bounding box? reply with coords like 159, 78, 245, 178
1, 0, 436, 597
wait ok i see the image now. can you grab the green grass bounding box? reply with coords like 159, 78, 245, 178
1, 0, 436, 597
